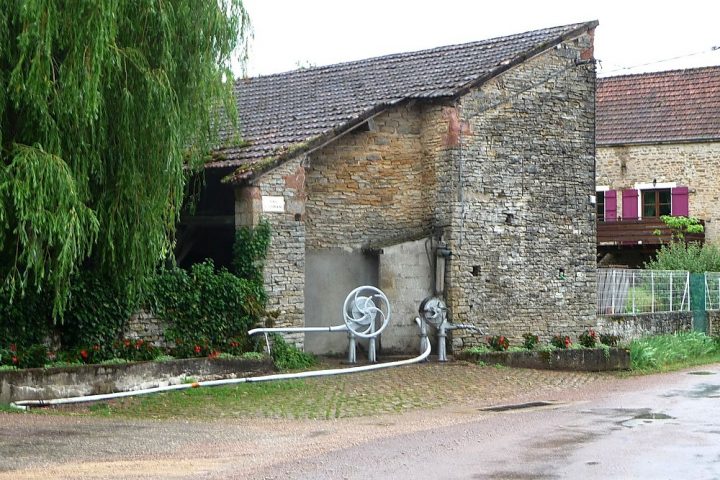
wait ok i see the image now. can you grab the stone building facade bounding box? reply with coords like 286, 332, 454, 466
596, 67, 720, 248
204, 22, 599, 353
597, 142, 720, 242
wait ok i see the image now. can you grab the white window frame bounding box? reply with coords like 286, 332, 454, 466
594, 185, 610, 217
633, 181, 676, 220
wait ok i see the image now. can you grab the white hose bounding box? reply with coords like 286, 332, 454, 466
10, 342, 432, 410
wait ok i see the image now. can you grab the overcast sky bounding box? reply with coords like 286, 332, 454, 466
238, 0, 719, 78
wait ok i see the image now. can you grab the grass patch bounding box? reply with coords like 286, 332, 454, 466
630, 332, 720, 373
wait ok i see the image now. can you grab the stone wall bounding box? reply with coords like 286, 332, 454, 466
709, 310, 720, 337
444, 33, 597, 347
596, 312, 692, 341
250, 157, 307, 348
124, 311, 169, 349
305, 104, 434, 249
597, 142, 720, 242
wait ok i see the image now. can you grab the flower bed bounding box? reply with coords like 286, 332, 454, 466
457, 347, 630, 371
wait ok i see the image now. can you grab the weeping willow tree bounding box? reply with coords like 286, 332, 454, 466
0, 1, 250, 317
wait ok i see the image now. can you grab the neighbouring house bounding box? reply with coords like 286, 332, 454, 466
596, 66, 720, 266
180, 21, 599, 354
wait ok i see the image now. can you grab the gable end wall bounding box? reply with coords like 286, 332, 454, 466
444, 32, 598, 347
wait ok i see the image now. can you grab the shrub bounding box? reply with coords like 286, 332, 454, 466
19, 344, 48, 368
270, 334, 316, 370
645, 241, 720, 273
551, 335, 572, 349
600, 334, 621, 347
0, 289, 53, 348
630, 332, 719, 370
111, 338, 160, 362
147, 260, 262, 349
60, 271, 139, 349
522, 333, 539, 350
579, 329, 599, 348
486, 335, 510, 351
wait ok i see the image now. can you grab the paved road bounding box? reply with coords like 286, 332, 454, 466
267, 364, 720, 480
1, 363, 718, 479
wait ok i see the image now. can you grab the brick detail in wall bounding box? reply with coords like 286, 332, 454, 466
596, 142, 720, 242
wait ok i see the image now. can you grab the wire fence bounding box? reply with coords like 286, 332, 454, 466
597, 269, 690, 315
705, 272, 720, 311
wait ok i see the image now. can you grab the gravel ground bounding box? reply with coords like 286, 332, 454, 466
0, 359, 621, 479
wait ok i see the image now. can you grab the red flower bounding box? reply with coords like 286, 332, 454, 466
208, 350, 220, 359
11, 355, 18, 364
80, 349, 89, 360
564, 337, 572, 348
194, 345, 202, 354
123, 339, 131, 348
135, 339, 144, 350
9, 344, 16, 353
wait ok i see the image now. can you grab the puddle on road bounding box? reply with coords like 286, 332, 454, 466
582, 408, 675, 428
621, 409, 675, 428
480, 401, 560, 412
688, 371, 716, 376
664, 383, 720, 399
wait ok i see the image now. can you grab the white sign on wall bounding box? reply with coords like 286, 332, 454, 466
262, 195, 285, 213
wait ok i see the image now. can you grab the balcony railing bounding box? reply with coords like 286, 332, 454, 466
597, 218, 705, 246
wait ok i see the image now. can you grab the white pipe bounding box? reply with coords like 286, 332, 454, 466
248, 325, 348, 336
10, 342, 432, 410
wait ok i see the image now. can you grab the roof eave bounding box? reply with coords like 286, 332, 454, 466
223, 100, 404, 185
598, 137, 720, 148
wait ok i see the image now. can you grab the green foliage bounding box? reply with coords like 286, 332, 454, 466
551, 335, 572, 349
148, 260, 261, 351
486, 335, 510, 351
600, 334, 621, 347
110, 339, 160, 362
60, 272, 139, 349
659, 215, 704, 238
232, 219, 272, 286
578, 329, 598, 348
645, 241, 720, 273
0, 1, 251, 317
19, 344, 48, 369
270, 334, 316, 370
630, 332, 720, 371
522, 333, 539, 350
0, 289, 53, 348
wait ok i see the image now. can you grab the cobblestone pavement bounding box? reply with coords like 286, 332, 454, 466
288, 358, 613, 418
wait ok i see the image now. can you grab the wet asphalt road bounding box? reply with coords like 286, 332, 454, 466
1, 364, 719, 479
262, 364, 720, 480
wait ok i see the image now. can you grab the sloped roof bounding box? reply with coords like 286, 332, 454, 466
597, 66, 720, 146
213, 21, 598, 182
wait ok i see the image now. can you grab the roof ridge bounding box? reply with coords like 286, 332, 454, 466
599, 64, 720, 82
236, 21, 596, 83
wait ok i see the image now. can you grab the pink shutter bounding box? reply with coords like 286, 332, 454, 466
605, 190, 617, 222
671, 186, 689, 216
622, 189, 638, 220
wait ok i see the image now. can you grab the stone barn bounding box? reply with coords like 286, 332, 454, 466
181, 21, 599, 355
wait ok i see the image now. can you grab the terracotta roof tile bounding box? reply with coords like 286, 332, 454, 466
597, 66, 720, 145
210, 21, 597, 180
